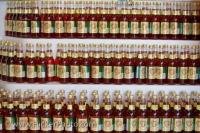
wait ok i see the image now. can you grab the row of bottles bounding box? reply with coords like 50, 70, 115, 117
5, 0, 200, 39
0, 40, 199, 85
0, 89, 200, 132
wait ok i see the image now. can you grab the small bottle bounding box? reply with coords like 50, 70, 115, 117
1, 43, 8, 81
194, 94, 200, 132
0, 98, 3, 132
46, 43, 55, 82
6, 43, 15, 82
5, 1, 12, 36
191, 2, 200, 40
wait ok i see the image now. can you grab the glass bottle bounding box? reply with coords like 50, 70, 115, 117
191, 2, 200, 40
5, 1, 12, 36
178, 45, 189, 84
13, 1, 21, 37
52, 94, 64, 132
25, 44, 36, 83
194, 94, 200, 132
79, 44, 91, 84
102, 94, 113, 133
40, 95, 53, 133
58, 44, 70, 83
30, 0, 40, 38
14, 43, 25, 83
55, 43, 62, 81
6, 43, 15, 82
16, 94, 29, 132
1, 43, 8, 81
91, 45, 102, 84
46, 43, 55, 82
112, 45, 123, 84
76, 94, 89, 133
172, 95, 183, 133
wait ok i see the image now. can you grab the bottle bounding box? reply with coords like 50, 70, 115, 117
5, 1, 12, 36
178, 45, 189, 84
91, 45, 102, 84
46, 43, 55, 82
149, 95, 160, 132
29, 94, 40, 132
54, 0, 64, 38
1, 43, 8, 81
123, 45, 134, 84
30, 0, 40, 38
172, 95, 183, 132
76, 94, 89, 133
89, 93, 101, 132
102, 44, 112, 84
135, 45, 146, 84
188, 45, 198, 85
79, 44, 91, 83
6, 43, 15, 82
55, 43, 62, 81
0, 97, 3, 132
126, 95, 136, 132
137, 94, 148, 132
102, 94, 113, 133
25, 44, 36, 83
194, 94, 200, 132
160, 94, 172, 133
112, 45, 123, 84
58, 44, 70, 83
16, 94, 29, 132
52, 94, 64, 132
114, 94, 125, 133
4, 94, 16, 132
191, 2, 200, 40
183, 95, 194, 132
14, 43, 25, 83
13, 1, 21, 37
37, 44, 47, 83
40, 95, 53, 133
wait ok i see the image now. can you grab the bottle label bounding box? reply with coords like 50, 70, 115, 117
77, 21, 87, 33
173, 118, 183, 132
47, 64, 55, 77
136, 66, 146, 79
15, 64, 25, 78
138, 118, 148, 131
140, 22, 149, 34
103, 118, 113, 132
184, 118, 194, 131
2, 63, 7, 76
16, 20, 22, 33
147, 66, 155, 79
55, 21, 64, 33
113, 66, 123, 79
99, 21, 108, 34
65, 21, 76, 33
168, 67, 176, 79
183, 23, 192, 35
103, 66, 112, 79
80, 65, 90, 79
41, 117, 52, 131
161, 22, 169, 34
192, 23, 200, 35
53, 117, 64, 131
110, 21, 119, 34
120, 21, 129, 34
21, 21, 31, 33
126, 118, 137, 131
150, 118, 159, 131
27, 65, 36, 78
8, 64, 15, 77
12, 20, 17, 32
180, 67, 188, 80
58, 65, 69, 78
42, 21, 53, 33
170, 22, 179, 35
124, 66, 135, 79
130, 22, 139, 34
65, 117, 74, 131
31, 21, 40, 33
156, 67, 167, 79
195, 118, 200, 131
161, 118, 171, 131
152, 22, 160, 34
18, 117, 29, 130
114, 118, 124, 131
89, 21, 98, 33
91, 66, 102, 79
37, 65, 46, 78
77, 118, 88, 132
90, 117, 101, 131
0, 117, 2, 130
70, 65, 80, 78
5, 116, 16, 130
188, 67, 197, 80
6, 20, 11, 32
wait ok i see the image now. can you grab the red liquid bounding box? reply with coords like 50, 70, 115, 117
178, 54, 189, 85
112, 54, 123, 84
20, 9, 31, 38
160, 104, 172, 132
172, 104, 183, 132
63, 10, 76, 38
54, 11, 64, 38
6, 52, 15, 82
102, 53, 112, 84
182, 13, 192, 40
146, 53, 156, 84
160, 11, 170, 39
40, 104, 52, 133
70, 53, 80, 83
76, 105, 88, 132
167, 55, 179, 84
76, 12, 87, 38
119, 10, 130, 39
52, 104, 64, 132
194, 104, 200, 132
14, 52, 25, 83
29, 104, 40, 133
99, 11, 109, 38
1, 50, 8, 81
149, 104, 160, 132
88, 12, 99, 38
63, 104, 75, 133
12, 8, 20, 37
59, 54, 70, 83
151, 12, 161, 39
109, 12, 119, 39
191, 11, 199, 40
123, 55, 134, 84
183, 105, 194, 132
113, 104, 125, 132
188, 55, 198, 85
130, 11, 140, 39
55, 52, 61, 82
137, 104, 148, 132
135, 53, 146, 84
170, 12, 181, 39
155, 54, 167, 84
79, 53, 90, 84
91, 53, 101, 84
30, 8, 40, 38
16, 104, 29, 132
46, 52, 55, 82
4, 103, 16, 132
102, 105, 113, 133
5, 7, 12, 36
140, 13, 151, 39
126, 105, 136, 132
37, 55, 47, 83
25, 54, 36, 83
89, 105, 101, 132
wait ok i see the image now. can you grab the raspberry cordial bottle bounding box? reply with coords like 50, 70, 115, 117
46, 43, 55, 82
